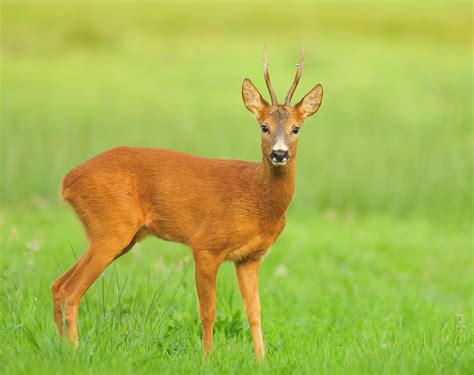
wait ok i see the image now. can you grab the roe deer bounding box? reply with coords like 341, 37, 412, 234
51, 47, 323, 360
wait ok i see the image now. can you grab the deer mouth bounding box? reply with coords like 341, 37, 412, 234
270, 148, 289, 166
270, 157, 289, 167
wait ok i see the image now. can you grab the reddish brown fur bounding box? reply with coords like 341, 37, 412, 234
52, 51, 323, 360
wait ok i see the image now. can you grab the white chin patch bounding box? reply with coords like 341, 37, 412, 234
271, 158, 288, 166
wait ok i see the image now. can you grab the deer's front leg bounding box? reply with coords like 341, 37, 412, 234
235, 258, 264, 360
193, 251, 221, 358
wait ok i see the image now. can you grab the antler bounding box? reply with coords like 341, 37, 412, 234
263, 45, 278, 105
284, 47, 305, 106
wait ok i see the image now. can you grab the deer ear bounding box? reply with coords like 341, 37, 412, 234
295, 84, 323, 119
242, 79, 268, 116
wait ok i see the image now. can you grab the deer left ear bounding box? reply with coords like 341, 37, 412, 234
242, 79, 269, 117
295, 84, 323, 119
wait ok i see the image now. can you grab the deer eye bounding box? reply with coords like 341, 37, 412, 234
261, 125, 269, 133
292, 126, 300, 135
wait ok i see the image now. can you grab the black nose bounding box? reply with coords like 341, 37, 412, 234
270, 150, 289, 162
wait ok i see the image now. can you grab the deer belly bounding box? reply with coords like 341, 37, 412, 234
225, 235, 272, 262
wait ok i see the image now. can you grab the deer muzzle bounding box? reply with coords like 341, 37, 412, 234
270, 149, 289, 166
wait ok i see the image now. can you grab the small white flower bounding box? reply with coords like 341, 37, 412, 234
155, 257, 166, 273
274, 264, 288, 278
26, 238, 42, 252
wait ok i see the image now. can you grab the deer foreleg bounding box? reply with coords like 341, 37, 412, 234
235, 258, 264, 360
193, 251, 222, 358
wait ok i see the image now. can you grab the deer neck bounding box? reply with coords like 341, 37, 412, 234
255, 158, 296, 219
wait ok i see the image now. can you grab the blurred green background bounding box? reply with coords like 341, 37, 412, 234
1, 0, 471, 221
0, 1, 472, 374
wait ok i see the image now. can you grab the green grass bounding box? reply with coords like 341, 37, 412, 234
0, 1, 472, 374
1, 207, 472, 374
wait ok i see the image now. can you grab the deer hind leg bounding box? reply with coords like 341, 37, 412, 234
52, 254, 85, 336
56, 229, 137, 346
51, 238, 134, 337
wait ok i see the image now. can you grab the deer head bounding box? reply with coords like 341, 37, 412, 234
242, 47, 323, 167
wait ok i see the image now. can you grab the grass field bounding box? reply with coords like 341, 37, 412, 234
1, 1, 472, 374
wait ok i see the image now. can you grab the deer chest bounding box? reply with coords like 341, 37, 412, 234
224, 217, 286, 262
224, 235, 273, 262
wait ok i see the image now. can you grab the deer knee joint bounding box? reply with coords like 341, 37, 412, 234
200, 308, 216, 323
248, 317, 261, 327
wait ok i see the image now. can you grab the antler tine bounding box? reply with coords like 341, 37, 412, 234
284, 46, 305, 106
263, 45, 278, 105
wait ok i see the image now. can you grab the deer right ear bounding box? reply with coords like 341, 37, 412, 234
242, 79, 268, 117
295, 84, 323, 119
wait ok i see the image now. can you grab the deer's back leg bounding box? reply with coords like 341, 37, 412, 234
56, 228, 137, 345
51, 235, 138, 338
53, 193, 142, 344
52, 254, 85, 336
54, 173, 145, 343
